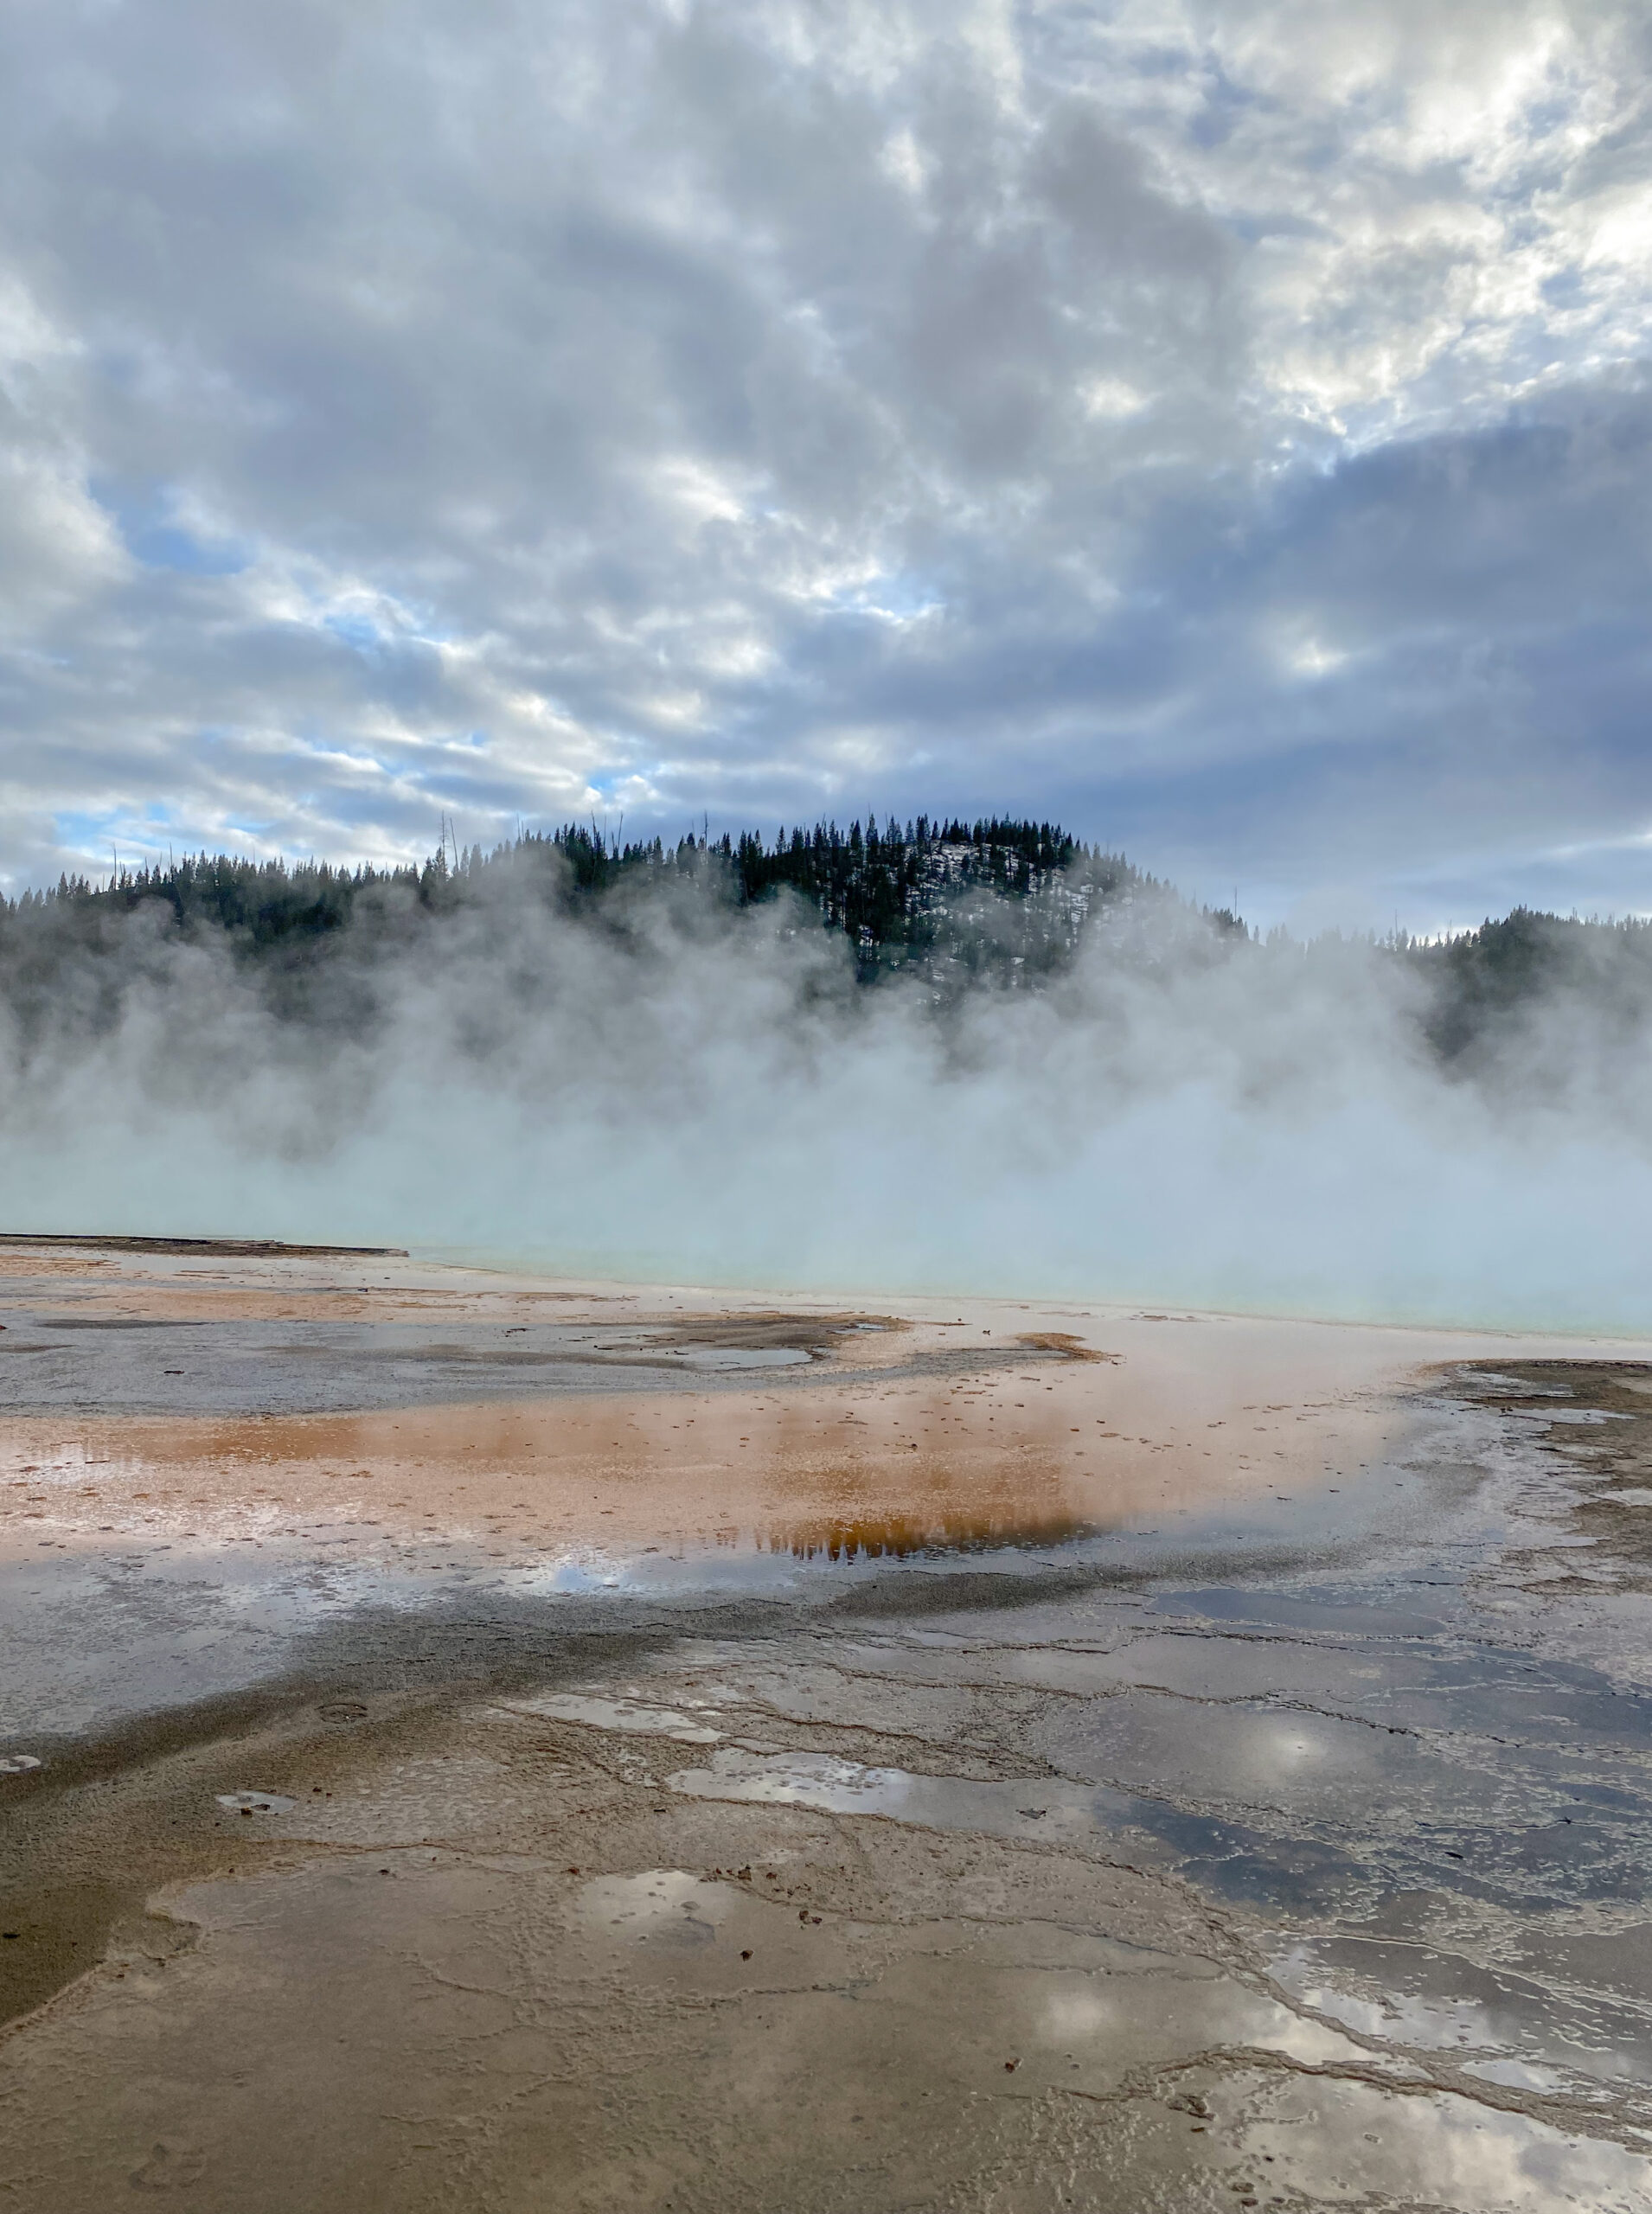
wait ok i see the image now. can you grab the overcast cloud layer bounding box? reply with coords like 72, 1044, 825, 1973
1, 0, 1649, 928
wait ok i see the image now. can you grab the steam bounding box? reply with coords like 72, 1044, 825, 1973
3, 876, 1650, 1333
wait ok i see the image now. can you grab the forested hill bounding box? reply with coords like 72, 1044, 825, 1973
1402, 906, 1652, 1062
0, 817, 1179, 987
3, 817, 1651, 1066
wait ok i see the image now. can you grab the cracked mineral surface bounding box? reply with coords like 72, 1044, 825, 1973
3, 1243, 1652, 2210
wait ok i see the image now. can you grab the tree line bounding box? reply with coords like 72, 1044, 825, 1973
4, 819, 1650, 1065
0, 816, 1153, 980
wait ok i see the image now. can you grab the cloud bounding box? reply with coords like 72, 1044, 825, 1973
0, 0, 1649, 925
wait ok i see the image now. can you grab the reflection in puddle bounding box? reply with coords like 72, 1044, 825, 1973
1207, 2067, 1652, 2214
1466, 2057, 1572, 2093
670, 1748, 906, 1812
573, 1870, 730, 1947
759, 1507, 1096, 1561
664, 1745, 1156, 1850
498, 1692, 721, 1742
1271, 1934, 1652, 2096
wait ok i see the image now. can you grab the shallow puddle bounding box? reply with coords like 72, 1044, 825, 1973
1191, 2067, 1652, 2212
501, 1691, 722, 1742
1270, 1930, 1652, 2096
664, 1743, 1157, 1850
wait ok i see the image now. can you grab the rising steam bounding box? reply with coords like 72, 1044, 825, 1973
2, 860, 1649, 1332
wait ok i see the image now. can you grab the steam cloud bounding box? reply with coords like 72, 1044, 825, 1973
3, 876, 1649, 1334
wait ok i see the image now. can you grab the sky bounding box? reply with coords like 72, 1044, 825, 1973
0, 0, 1649, 933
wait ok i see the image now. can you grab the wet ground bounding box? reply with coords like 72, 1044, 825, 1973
3, 1246, 1652, 2210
